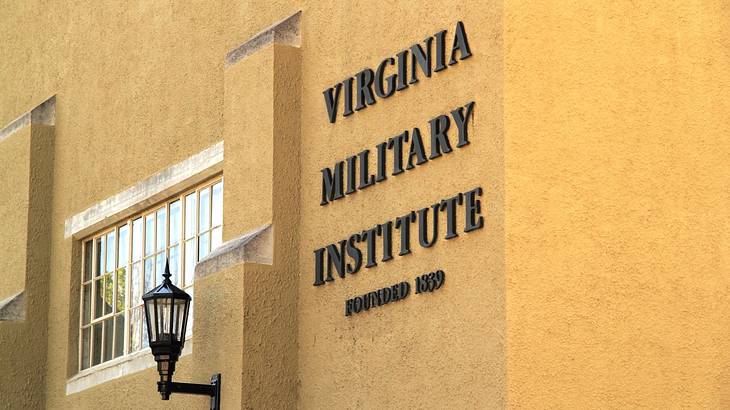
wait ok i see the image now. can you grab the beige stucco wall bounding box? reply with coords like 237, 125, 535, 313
0, 122, 54, 409
505, 1, 730, 408
0, 129, 29, 302
295, 3, 505, 408
0, 1, 728, 409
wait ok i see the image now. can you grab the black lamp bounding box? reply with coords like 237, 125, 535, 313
142, 260, 221, 409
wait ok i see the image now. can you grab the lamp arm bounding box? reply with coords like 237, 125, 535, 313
158, 373, 221, 410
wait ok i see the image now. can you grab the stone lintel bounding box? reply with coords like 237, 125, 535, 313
0, 290, 25, 321
195, 224, 273, 279
0, 95, 56, 143
225, 11, 301, 67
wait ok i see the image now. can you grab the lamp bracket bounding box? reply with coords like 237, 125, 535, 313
158, 373, 221, 410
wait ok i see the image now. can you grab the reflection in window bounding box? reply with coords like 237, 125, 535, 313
78, 176, 223, 371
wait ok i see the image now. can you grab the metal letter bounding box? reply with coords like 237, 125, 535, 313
357, 150, 376, 190
322, 83, 342, 124
375, 142, 388, 182
346, 233, 362, 274
452, 101, 475, 148
321, 162, 345, 206
464, 187, 484, 232
380, 221, 394, 262
355, 69, 377, 111
360, 227, 379, 268
375, 57, 397, 98
343, 77, 354, 117
429, 115, 453, 159
449, 21, 473, 65
345, 155, 357, 195
313, 248, 326, 286
395, 211, 416, 256
406, 127, 428, 170
409, 37, 433, 84
395, 49, 409, 91
434, 30, 448, 72
326, 240, 348, 279
440, 193, 464, 239
387, 131, 409, 176
417, 204, 440, 248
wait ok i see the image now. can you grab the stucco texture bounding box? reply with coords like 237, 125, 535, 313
0, 129, 29, 302
295, 2, 505, 409
0, 1, 728, 409
505, 1, 730, 408
0, 123, 54, 410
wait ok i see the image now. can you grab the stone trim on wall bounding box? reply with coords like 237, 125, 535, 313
225, 11, 301, 67
195, 224, 273, 279
64, 141, 224, 239
0, 291, 25, 321
65, 337, 193, 395
0, 96, 56, 143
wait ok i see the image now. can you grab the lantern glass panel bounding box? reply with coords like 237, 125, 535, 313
158, 298, 173, 342
144, 298, 156, 342
173, 298, 188, 342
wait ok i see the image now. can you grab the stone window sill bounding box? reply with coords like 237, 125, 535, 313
65, 336, 192, 395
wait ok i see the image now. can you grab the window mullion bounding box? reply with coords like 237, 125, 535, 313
153, 210, 157, 286
180, 196, 185, 287
196, 188, 201, 259
124, 219, 131, 356
110, 228, 117, 359
78, 241, 87, 371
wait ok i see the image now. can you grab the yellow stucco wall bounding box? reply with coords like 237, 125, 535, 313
295, 3, 505, 408
0, 1, 728, 409
0, 122, 54, 409
0, 129, 29, 302
505, 1, 730, 408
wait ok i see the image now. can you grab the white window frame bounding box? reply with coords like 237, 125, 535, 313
77, 175, 223, 373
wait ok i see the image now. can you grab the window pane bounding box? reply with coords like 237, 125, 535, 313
103, 318, 114, 362
142, 315, 149, 349
96, 236, 105, 277
175, 301, 186, 339
144, 257, 154, 292
92, 323, 102, 366
156, 208, 166, 252
94, 278, 104, 319
118, 224, 129, 268
131, 262, 142, 305
156, 252, 166, 286
106, 231, 115, 273
170, 201, 181, 245
185, 239, 196, 287
82, 284, 91, 325
185, 194, 196, 239
81, 327, 91, 370
84, 241, 93, 282
198, 232, 210, 260
212, 182, 223, 227
104, 273, 113, 315
211, 227, 222, 251
145, 214, 155, 256
116, 268, 126, 312
114, 314, 124, 358
129, 307, 141, 352
132, 218, 143, 262
169, 245, 180, 285
199, 187, 210, 231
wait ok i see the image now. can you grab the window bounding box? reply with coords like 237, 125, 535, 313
78, 177, 223, 371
